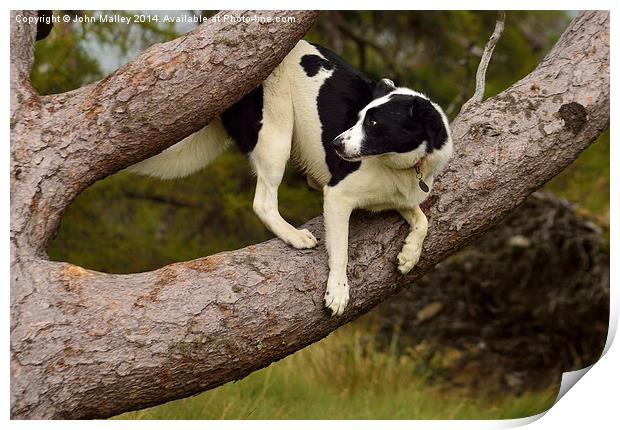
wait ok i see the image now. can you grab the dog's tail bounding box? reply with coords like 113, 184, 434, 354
126, 118, 232, 180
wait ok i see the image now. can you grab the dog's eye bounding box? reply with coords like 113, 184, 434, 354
367, 119, 377, 127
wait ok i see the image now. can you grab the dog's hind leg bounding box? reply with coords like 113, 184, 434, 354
249, 83, 318, 250
250, 134, 317, 249
396, 206, 428, 274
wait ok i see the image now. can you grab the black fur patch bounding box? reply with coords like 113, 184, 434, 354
373, 78, 396, 99
358, 94, 447, 156
221, 85, 264, 153
309, 44, 375, 186
300, 55, 333, 77
408, 96, 448, 153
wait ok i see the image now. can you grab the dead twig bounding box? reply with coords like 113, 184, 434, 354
460, 11, 506, 112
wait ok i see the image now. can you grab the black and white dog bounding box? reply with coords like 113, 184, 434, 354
129, 40, 453, 316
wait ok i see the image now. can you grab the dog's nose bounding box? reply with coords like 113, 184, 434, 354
332, 136, 345, 152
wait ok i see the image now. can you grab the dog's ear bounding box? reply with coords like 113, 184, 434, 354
373, 78, 396, 99
409, 97, 448, 151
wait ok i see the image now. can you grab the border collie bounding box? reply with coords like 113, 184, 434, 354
129, 40, 453, 316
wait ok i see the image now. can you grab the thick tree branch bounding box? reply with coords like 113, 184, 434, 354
10, 10, 319, 257
10, 11, 609, 419
44, 10, 321, 175
10, 10, 37, 107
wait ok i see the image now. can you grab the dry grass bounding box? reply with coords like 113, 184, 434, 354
114, 320, 557, 420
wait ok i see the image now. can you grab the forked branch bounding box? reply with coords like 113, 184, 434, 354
9, 11, 609, 419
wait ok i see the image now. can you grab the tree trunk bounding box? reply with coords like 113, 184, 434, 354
10, 10, 609, 419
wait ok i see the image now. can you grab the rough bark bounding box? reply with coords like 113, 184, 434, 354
11, 10, 320, 258
10, 11, 609, 419
376, 191, 609, 394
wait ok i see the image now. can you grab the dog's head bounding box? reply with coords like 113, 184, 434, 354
332, 79, 449, 165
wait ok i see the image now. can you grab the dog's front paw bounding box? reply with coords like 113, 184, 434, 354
397, 240, 423, 274
324, 275, 349, 316
287, 228, 318, 249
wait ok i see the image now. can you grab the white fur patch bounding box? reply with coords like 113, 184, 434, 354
287, 41, 335, 187
335, 124, 365, 158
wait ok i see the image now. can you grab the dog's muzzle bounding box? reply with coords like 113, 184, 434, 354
332, 136, 345, 153
332, 132, 364, 161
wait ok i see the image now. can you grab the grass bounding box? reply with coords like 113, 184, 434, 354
113, 320, 557, 420
112, 128, 608, 422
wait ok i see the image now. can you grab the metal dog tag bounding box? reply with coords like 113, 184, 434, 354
418, 179, 429, 193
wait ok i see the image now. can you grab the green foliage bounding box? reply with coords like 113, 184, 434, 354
34, 11, 606, 419
32, 17, 102, 95
48, 151, 322, 273
44, 11, 587, 274
114, 321, 556, 419
31, 10, 178, 95
307, 11, 570, 114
